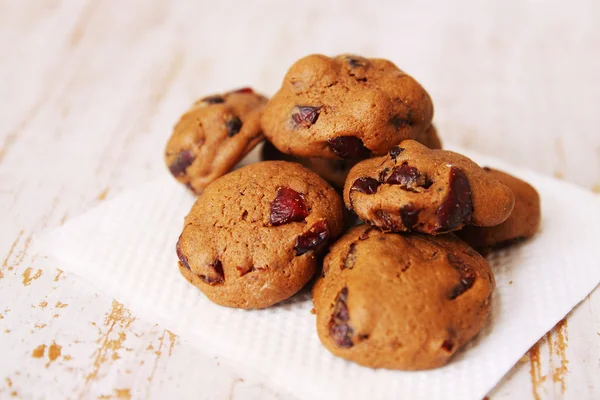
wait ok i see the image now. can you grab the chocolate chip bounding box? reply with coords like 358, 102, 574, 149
199, 259, 225, 285
201, 95, 225, 104
294, 220, 328, 256
350, 177, 380, 194
389, 146, 404, 161
400, 204, 421, 230
269, 187, 309, 226
390, 115, 412, 130
385, 162, 432, 189
435, 167, 473, 233
343, 242, 358, 269
169, 150, 195, 177
329, 287, 354, 348
291, 106, 320, 128
447, 254, 476, 299
226, 116, 243, 137
176, 236, 190, 270
327, 136, 371, 159
482, 166, 492, 172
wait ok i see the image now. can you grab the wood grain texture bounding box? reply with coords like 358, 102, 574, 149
0, 1, 598, 399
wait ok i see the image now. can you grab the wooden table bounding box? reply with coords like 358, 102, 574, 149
1, 1, 599, 399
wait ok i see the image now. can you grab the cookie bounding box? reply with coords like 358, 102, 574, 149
261, 54, 434, 159
457, 168, 541, 251
343, 140, 515, 234
261, 141, 355, 190
313, 225, 495, 370
260, 123, 440, 191
177, 161, 344, 309
417, 124, 442, 150
165, 87, 267, 194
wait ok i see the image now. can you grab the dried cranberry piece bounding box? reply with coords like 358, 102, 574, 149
327, 136, 371, 159
376, 168, 389, 183
400, 204, 421, 230
291, 106, 320, 128
226, 116, 243, 137
199, 259, 225, 285
236, 265, 256, 277
294, 220, 329, 256
375, 210, 400, 231
169, 150, 195, 176
229, 87, 254, 94
358, 228, 373, 240
435, 167, 473, 233
329, 287, 354, 348
269, 187, 309, 226
201, 95, 225, 104
176, 237, 190, 270
389, 146, 405, 161
386, 162, 432, 189
350, 177, 380, 194
390, 115, 412, 130
441, 339, 454, 352
447, 254, 476, 299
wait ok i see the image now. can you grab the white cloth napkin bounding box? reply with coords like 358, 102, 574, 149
36, 147, 600, 400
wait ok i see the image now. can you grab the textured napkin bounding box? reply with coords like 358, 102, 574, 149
36, 147, 600, 400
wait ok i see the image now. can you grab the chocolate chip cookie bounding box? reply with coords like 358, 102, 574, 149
313, 225, 495, 370
261, 54, 434, 159
344, 140, 515, 234
457, 168, 541, 252
165, 88, 267, 194
177, 161, 344, 309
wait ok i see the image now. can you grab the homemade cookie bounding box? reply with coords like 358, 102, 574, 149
261, 141, 355, 190
417, 124, 442, 150
261, 54, 434, 159
457, 168, 541, 251
165, 88, 267, 194
314, 225, 495, 370
343, 140, 515, 234
177, 161, 344, 309
260, 120, 440, 190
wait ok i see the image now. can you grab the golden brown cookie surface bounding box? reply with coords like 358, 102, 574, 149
177, 161, 344, 309
165, 88, 267, 194
343, 140, 515, 234
313, 225, 494, 370
457, 168, 541, 251
261, 54, 434, 159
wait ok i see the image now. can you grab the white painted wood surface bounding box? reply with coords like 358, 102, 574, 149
1, 1, 599, 399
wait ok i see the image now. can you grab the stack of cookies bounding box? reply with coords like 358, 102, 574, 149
165, 54, 541, 370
